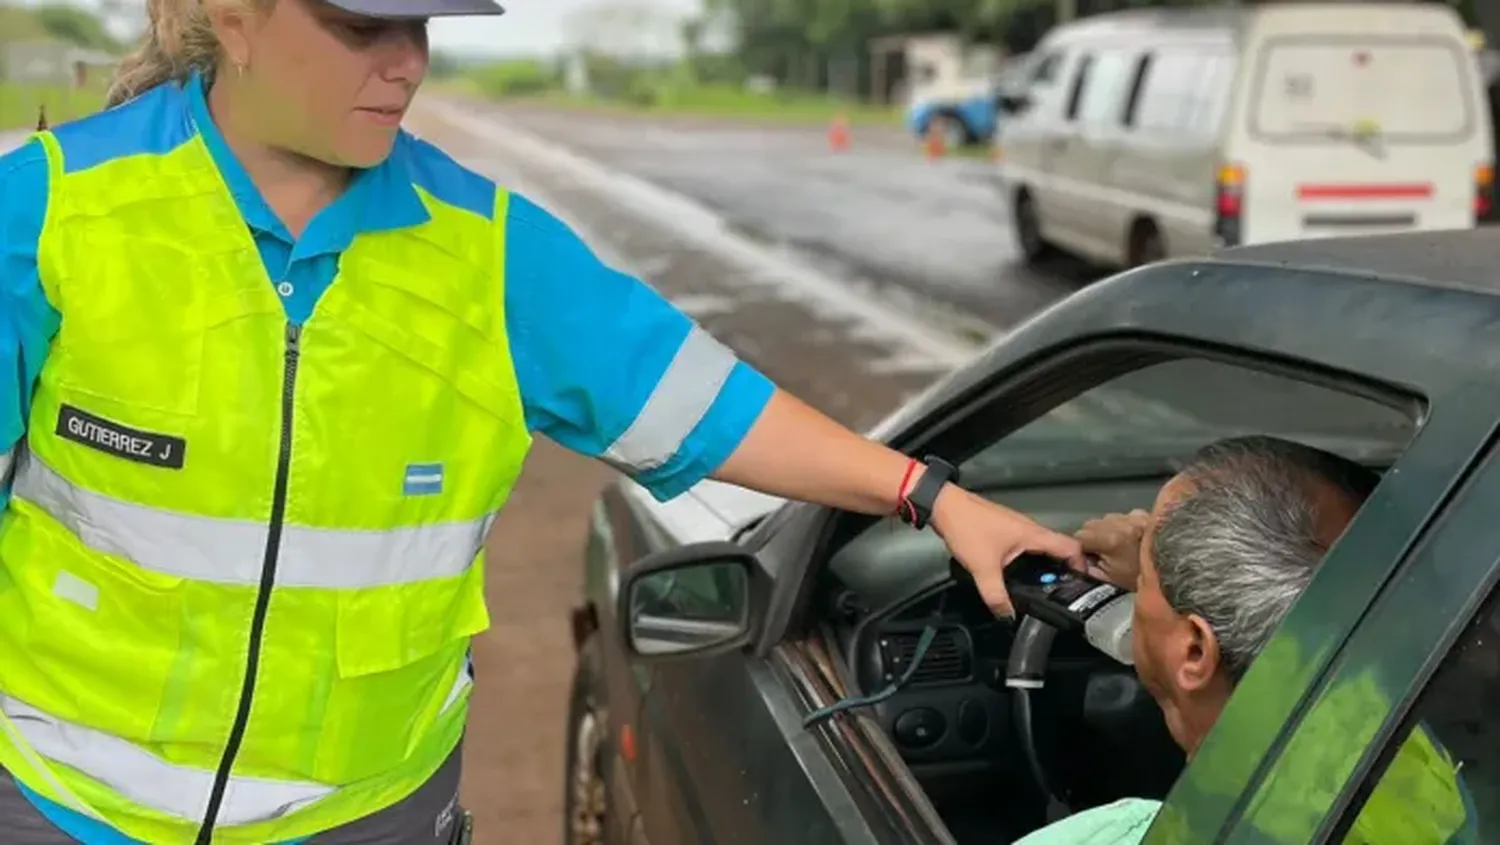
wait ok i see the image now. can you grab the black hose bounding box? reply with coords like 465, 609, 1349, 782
1006, 616, 1069, 817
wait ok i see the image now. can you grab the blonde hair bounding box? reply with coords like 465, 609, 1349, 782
106, 0, 259, 108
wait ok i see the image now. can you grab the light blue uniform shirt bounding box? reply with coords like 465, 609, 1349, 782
0, 75, 774, 843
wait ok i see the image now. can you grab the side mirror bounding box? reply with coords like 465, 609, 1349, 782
997, 92, 1031, 114
618, 542, 765, 661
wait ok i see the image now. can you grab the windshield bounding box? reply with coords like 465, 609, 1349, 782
1250, 36, 1474, 144
962, 359, 1416, 489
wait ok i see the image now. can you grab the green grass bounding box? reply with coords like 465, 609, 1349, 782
0, 82, 106, 131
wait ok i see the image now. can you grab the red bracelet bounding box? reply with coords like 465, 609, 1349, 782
896, 458, 920, 523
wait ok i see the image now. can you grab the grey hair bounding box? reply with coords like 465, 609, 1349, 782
1151, 436, 1378, 682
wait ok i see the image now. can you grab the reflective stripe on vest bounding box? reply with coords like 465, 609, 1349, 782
14, 453, 497, 587
0, 446, 13, 487
0, 124, 531, 845
0, 659, 474, 828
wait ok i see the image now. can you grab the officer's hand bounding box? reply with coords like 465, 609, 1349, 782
1075, 510, 1151, 591
931, 485, 1085, 618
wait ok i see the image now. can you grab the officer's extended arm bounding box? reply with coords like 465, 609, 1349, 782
505, 193, 1080, 610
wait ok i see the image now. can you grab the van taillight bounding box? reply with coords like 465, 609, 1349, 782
1475, 163, 1493, 220
1215, 163, 1244, 246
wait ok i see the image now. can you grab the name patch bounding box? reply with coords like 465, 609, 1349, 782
56, 405, 187, 470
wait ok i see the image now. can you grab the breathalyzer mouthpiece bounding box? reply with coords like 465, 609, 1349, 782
1082, 592, 1135, 666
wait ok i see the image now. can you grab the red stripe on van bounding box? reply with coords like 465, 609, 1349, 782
1297, 183, 1433, 200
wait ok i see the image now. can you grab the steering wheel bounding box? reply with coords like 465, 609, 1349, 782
948, 557, 1182, 818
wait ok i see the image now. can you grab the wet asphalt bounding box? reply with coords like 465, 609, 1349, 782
478, 103, 1098, 331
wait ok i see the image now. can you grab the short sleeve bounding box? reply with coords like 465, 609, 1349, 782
0, 138, 60, 499
502, 194, 774, 502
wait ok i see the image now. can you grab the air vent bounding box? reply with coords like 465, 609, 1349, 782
878, 627, 972, 685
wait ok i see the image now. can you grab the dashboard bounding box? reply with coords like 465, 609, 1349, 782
820, 478, 1184, 820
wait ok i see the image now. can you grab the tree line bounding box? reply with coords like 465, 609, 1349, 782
0, 3, 121, 53
695, 0, 1482, 97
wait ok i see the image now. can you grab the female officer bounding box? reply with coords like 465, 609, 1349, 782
0, 0, 1081, 842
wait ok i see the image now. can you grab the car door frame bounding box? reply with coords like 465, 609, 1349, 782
743, 257, 1500, 840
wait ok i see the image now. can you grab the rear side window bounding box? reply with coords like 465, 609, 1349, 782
1065, 54, 1094, 121
1249, 35, 1473, 143
1135, 49, 1237, 137
1076, 51, 1139, 126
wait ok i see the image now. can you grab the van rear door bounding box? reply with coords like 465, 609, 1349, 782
1233, 16, 1489, 245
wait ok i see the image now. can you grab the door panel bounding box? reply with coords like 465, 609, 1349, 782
1036, 53, 1094, 250
1214, 436, 1500, 843
634, 651, 889, 845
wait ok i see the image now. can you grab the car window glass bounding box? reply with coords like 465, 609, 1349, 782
1184, 53, 1237, 137
1122, 54, 1154, 127
1065, 54, 1094, 121
1136, 51, 1207, 132
1031, 50, 1064, 84
960, 358, 1414, 492
1333, 583, 1500, 841
1077, 51, 1138, 126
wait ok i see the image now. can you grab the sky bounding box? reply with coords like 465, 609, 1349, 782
429, 0, 699, 56
46, 0, 703, 57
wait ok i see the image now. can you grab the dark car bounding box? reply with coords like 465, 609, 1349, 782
563, 230, 1500, 845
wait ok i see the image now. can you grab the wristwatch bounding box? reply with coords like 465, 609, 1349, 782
900, 456, 961, 530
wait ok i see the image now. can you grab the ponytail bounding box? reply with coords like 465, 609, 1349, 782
105, 0, 235, 108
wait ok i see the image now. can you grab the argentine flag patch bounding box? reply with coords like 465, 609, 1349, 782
404, 463, 444, 496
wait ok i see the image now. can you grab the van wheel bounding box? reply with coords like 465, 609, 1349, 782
1130, 221, 1166, 267
1013, 191, 1054, 266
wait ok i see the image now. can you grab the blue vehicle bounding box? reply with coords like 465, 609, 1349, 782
904, 50, 1036, 147
906, 87, 1003, 147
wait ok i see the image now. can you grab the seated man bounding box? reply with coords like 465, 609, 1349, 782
1016, 435, 1472, 844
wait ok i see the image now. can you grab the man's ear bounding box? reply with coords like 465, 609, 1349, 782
1175, 613, 1221, 692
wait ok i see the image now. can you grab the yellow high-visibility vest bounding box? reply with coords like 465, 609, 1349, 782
0, 123, 531, 843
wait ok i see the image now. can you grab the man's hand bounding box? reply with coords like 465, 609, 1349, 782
1075, 510, 1151, 591
931, 485, 1085, 617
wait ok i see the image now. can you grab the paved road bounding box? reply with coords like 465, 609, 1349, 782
483, 103, 1096, 331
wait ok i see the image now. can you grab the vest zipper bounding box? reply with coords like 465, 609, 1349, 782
196, 322, 301, 843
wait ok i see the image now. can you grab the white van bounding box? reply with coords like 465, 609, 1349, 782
995, 2, 1494, 268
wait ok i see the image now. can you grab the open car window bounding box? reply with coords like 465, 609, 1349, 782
832, 351, 1419, 637
819, 347, 1430, 845
962, 358, 1412, 490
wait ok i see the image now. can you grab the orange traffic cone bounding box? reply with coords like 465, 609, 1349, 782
924, 118, 946, 160
828, 113, 851, 153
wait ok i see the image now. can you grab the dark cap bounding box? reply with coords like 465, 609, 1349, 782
325, 0, 505, 18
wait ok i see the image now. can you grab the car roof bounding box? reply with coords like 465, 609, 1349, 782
1212, 229, 1500, 295
865, 229, 1500, 446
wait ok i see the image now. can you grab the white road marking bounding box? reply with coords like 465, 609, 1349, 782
422, 101, 980, 374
